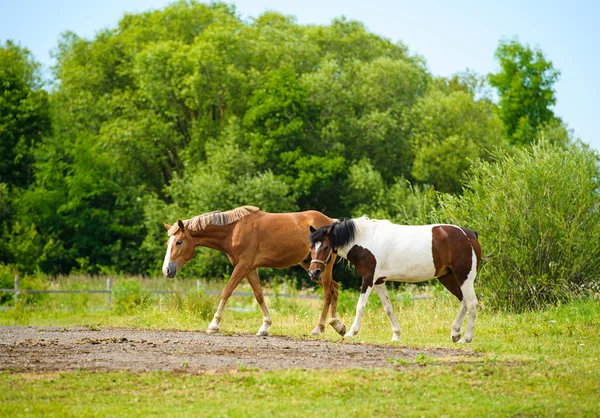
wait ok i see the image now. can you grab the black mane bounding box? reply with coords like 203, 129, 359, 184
310, 218, 356, 249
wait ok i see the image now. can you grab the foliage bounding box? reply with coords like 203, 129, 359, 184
436, 140, 600, 311
489, 39, 561, 145
1, 1, 593, 312
0, 264, 15, 305
112, 278, 149, 313
167, 290, 217, 321
0, 41, 51, 189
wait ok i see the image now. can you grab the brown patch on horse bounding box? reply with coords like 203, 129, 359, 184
432, 225, 477, 301
460, 227, 482, 271
168, 206, 260, 235
347, 245, 377, 293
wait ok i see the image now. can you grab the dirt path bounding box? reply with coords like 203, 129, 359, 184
0, 326, 475, 373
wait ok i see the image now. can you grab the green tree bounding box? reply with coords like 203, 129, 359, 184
409, 87, 506, 193
0, 41, 51, 263
489, 39, 560, 145
0, 41, 51, 189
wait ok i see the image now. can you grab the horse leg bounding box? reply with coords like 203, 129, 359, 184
345, 276, 374, 338
328, 279, 346, 336
373, 283, 401, 342
439, 262, 478, 343
312, 271, 333, 335
437, 272, 465, 342
323, 255, 346, 336
458, 265, 478, 343
207, 264, 248, 334
300, 257, 336, 336
246, 269, 272, 336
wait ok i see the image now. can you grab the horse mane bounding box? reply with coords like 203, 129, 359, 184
168, 205, 260, 235
310, 218, 357, 249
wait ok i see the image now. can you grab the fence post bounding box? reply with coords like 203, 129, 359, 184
196, 279, 201, 293
107, 278, 112, 308
14, 275, 19, 303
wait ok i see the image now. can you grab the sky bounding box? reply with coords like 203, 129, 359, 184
1, 0, 598, 151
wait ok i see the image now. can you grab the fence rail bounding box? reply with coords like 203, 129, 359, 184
0, 275, 321, 309
1, 275, 430, 309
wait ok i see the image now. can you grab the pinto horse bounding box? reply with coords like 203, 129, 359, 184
162, 206, 347, 337
309, 217, 481, 343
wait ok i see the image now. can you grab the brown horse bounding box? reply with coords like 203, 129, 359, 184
309, 217, 481, 343
162, 206, 347, 336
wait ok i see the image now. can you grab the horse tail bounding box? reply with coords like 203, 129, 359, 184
460, 227, 482, 271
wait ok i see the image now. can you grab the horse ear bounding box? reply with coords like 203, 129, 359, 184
326, 223, 335, 235
309, 226, 316, 233
177, 219, 185, 231
163, 222, 171, 231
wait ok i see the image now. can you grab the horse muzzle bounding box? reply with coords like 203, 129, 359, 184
308, 269, 322, 281
163, 262, 178, 278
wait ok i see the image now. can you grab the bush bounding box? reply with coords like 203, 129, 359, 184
112, 279, 149, 314
168, 290, 217, 321
0, 264, 15, 305
436, 140, 600, 311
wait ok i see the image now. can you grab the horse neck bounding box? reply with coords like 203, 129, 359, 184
335, 219, 368, 259
190, 224, 234, 253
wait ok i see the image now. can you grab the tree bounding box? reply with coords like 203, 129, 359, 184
0, 41, 51, 189
489, 39, 560, 145
409, 87, 506, 193
0, 41, 51, 264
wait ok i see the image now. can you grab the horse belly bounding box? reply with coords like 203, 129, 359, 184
374, 234, 436, 282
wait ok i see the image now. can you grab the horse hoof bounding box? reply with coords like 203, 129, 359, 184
256, 330, 269, 337
457, 337, 472, 344
391, 334, 400, 342
452, 334, 461, 343
310, 327, 324, 335
206, 327, 220, 334
329, 318, 347, 336
344, 331, 357, 338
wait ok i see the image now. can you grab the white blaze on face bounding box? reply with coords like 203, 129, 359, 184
314, 241, 322, 256
162, 236, 175, 276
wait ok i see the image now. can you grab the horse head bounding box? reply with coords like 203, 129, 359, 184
308, 223, 335, 281
162, 220, 196, 278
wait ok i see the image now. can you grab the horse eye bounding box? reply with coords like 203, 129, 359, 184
176, 241, 183, 246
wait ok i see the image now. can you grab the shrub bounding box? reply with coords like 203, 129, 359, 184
436, 140, 600, 311
112, 279, 149, 313
0, 264, 16, 305
168, 290, 217, 320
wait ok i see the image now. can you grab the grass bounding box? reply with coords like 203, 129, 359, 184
1, 278, 599, 417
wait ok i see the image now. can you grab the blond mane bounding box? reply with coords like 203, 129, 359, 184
167, 206, 260, 235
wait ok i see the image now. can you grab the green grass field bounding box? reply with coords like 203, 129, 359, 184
1, 278, 599, 417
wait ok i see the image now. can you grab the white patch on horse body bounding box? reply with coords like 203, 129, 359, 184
337, 219, 439, 282
162, 236, 175, 276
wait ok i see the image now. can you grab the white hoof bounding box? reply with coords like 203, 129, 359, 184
344, 331, 358, 338
256, 329, 269, 337
206, 326, 220, 334
391, 333, 400, 342
457, 337, 472, 344
310, 326, 324, 335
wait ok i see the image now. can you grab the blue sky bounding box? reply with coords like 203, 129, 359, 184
1, 0, 598, 151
